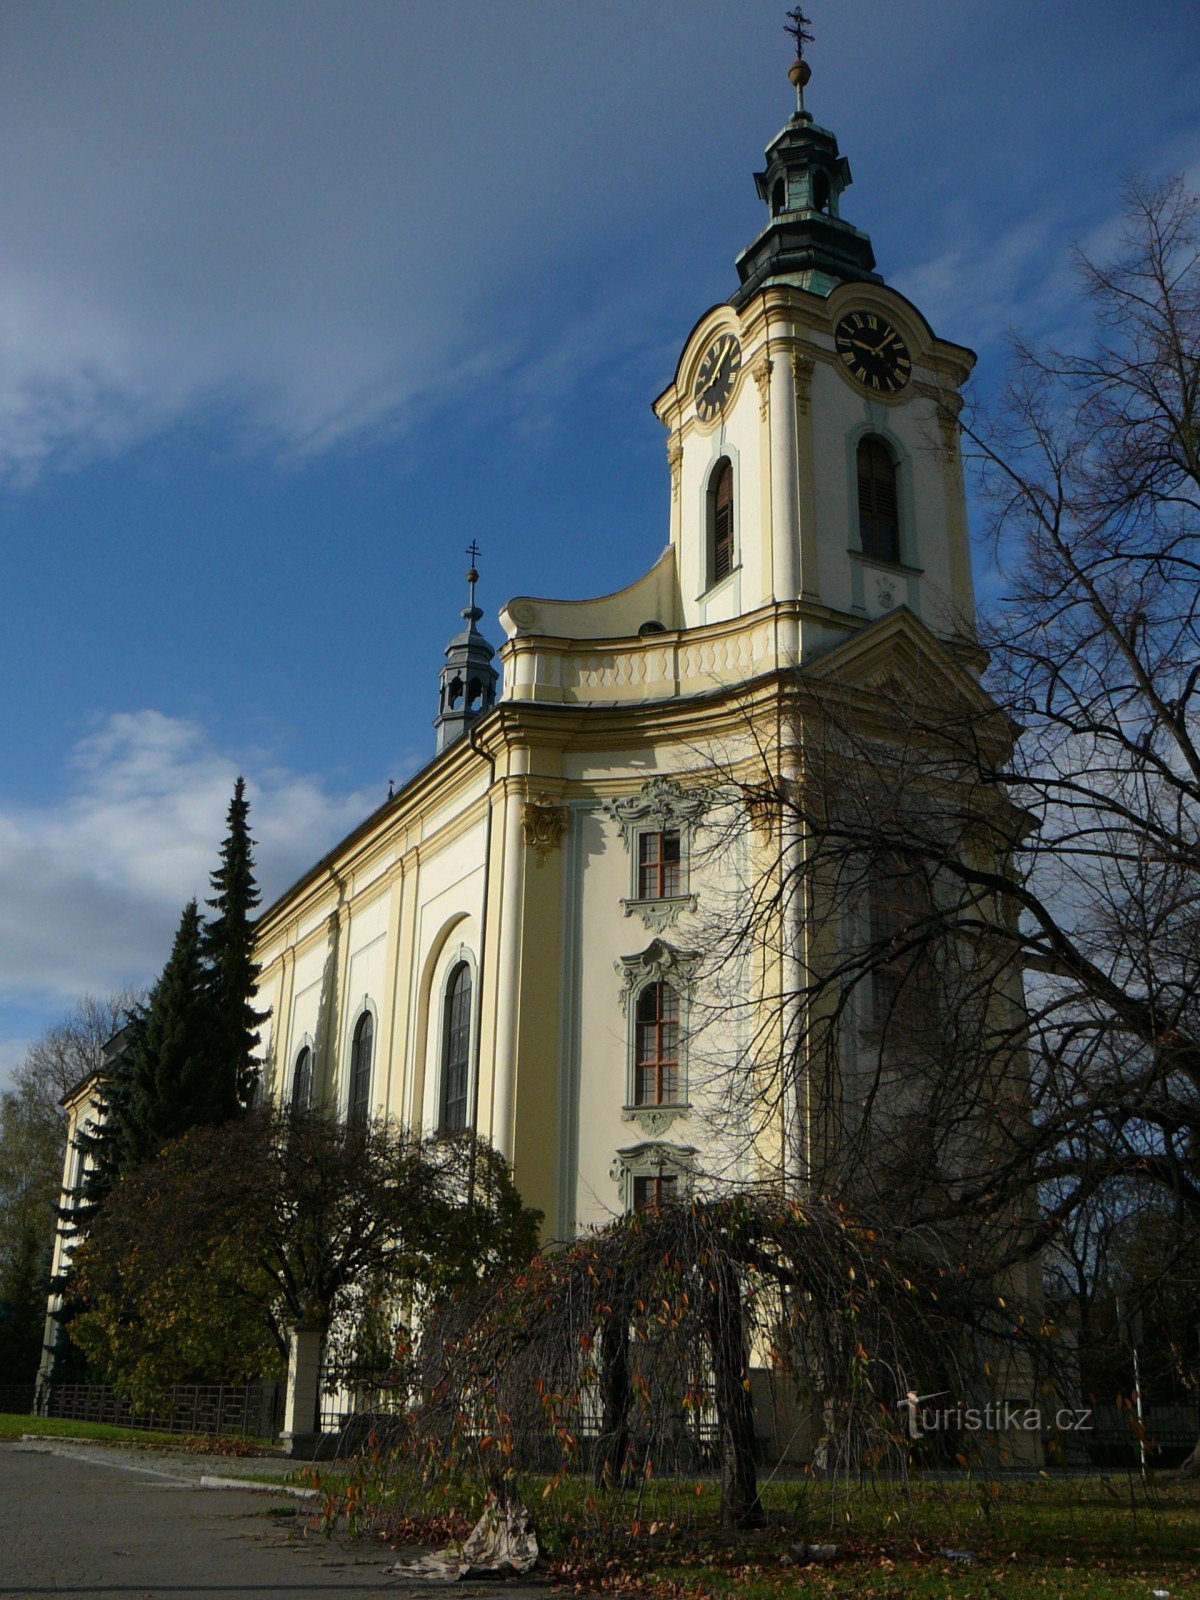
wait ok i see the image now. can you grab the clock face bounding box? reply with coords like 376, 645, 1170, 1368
693, 332, 742, 420
834, 311, 911, 394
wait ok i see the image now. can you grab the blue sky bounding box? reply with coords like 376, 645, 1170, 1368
2, 0, 1198, 1089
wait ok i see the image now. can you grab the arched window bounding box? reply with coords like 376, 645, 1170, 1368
857, 436, 900, 564
771, 177, 786, 215
440, 962, 473, 1132
812, 169, 830, 213
291, 1045, 312, 1113
348, 1011, 373, 1123
708, 458, 734, 586
634, 981, 680, 1106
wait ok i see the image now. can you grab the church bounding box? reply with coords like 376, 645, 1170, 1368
250, 33, 983, 1253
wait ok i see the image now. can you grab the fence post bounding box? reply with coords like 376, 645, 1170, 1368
280, 1323, 326, 1458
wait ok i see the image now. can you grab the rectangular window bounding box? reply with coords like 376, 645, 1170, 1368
633, 1173, 678, 1212
637, 830, 682, 900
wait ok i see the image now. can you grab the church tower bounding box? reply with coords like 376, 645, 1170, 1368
499, 15, 977, 693
434, 551, 499, 752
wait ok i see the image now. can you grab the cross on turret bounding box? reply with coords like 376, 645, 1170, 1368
784, 6, 814, 63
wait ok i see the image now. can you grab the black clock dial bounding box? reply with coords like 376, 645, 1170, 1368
693, 332, 742, 420
834, 311, 911, 394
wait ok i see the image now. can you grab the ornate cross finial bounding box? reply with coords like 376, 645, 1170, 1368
785, 6, 814, 63
464, 541, 482, 621
784, 6, 814, 111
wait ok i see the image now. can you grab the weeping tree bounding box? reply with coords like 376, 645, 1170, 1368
412, 1192, 1052, 1531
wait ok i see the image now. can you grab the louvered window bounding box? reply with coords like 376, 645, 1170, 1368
440, 962, 472, 1132
712, 460, 734, 583
857, 437, 900, 564
634, 981, 680, 1106
869, 863, 932, 1025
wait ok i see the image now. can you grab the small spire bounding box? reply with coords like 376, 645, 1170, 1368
784, 5, 814, 114
463, 539, 483, 625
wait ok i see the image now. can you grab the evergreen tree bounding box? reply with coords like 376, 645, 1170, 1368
202, 777, 268, 1111
122, 900, 221, 1163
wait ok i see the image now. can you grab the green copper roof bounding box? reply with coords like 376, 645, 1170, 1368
731, 109, 881, 307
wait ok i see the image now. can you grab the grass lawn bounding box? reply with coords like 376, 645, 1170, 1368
550, 1475, 1200, 1600
0, 1411, 279, 1454
346, 1469, 1200, 1600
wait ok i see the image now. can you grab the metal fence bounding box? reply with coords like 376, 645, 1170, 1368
39, 1381, 284, 1440
317, 1363, 407, 1434
0, 1384, 36, 1415
1085, 1402, 1199, 1469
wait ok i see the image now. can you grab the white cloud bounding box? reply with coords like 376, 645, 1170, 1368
0, 709, 375, 1006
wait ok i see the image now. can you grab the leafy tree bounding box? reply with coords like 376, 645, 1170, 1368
202, 777, 267, 1112
0, 993, 132, 1384
69, 1109, 540, 1407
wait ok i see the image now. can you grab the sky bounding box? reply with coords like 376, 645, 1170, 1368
2, 0, 1198, 1091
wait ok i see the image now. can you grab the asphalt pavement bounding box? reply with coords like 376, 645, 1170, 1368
0, 1439, 547, 1600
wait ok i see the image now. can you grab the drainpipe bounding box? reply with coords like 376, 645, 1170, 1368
466, 717, 497, 1208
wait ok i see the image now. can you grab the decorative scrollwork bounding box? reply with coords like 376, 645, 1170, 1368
614, 938, 699, 1014
522, 800, 568, 864
601, 777, 709, 850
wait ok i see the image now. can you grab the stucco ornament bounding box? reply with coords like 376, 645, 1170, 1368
622, 1105, 683, 1137
508, 600, 540, 631
521, 799, 568, 864
752, 356, 773, 420
615, 937, 699, 1015
609, 1140, 697, 1192
667, 435, 684, 501
601, 776, 709, 849
623, 894, 694, 932
791, 350, 815, 415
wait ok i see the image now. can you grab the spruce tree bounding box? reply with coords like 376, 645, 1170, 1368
121, 900, 220, 1164
203, 777, 268, 1112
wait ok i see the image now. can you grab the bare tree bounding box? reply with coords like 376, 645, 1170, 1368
681, 179, 1200, 1465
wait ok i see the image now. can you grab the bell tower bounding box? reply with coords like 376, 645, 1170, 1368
650, 9, 977, 656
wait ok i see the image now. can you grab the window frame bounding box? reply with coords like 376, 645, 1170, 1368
604, 778, 708, 933
438, 960, 473, 1133
617, 939, 698, 1131
633, 979, 682, 1108
856, 435, 901, 565
701, 451, 740, 596
611, 1140, 696, 1213
347, 1007, 375, 1124
291, 1042, 314, 1113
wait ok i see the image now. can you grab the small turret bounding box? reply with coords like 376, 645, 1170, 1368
434, 545, 499, 753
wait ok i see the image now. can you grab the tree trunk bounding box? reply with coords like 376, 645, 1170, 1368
594, 1309, 633, 1487
706, 1261, 763, 1529
1175, 1436, 1200, 1479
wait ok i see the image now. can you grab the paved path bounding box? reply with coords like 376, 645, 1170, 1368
0, 1440, 547, 1600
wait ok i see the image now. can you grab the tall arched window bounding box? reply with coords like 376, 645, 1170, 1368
291, 1045, 313, 1113
857, 436, 900, 564
440, 962, 472, 1132
348, 1011, 373, 1123
708, 459, 734, 586
634, 981, 680, 1106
